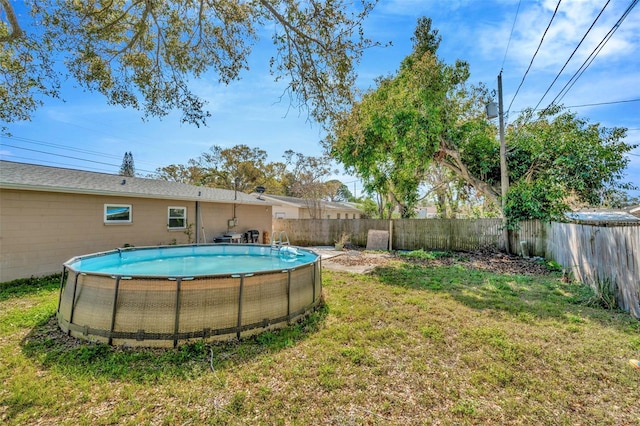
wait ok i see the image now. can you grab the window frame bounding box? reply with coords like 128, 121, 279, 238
168, 206, 187, 229
104, 204, 132, 224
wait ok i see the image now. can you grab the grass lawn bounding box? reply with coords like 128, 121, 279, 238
1, 257, 639, 425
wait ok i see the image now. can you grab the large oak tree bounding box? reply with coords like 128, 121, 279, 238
1, 0, 377, 128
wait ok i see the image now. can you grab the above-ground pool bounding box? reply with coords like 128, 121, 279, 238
57, 244, 322, 347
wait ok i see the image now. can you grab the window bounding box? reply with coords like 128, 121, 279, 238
104, 204, 132, 223
337, 213, 341, 219
275, 212, 286, 219
168, 206, 187, 229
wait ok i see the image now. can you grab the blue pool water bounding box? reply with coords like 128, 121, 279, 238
66, 244, 318, 277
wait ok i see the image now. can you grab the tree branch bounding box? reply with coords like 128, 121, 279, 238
258, 0, 329, 52
0, 0, 23, 42
437, 142, 501, 205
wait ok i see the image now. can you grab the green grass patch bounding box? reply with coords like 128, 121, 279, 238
2, 263, 639, 425
0, 274, 60, 301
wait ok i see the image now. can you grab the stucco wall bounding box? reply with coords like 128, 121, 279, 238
272, 204, 299, 219
199, 201, 272, 244
0, 189, 272, 282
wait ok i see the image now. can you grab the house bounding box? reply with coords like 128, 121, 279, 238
0, 161, 273, 282
627, 205, 640, 219
259, 194, 363, 220
565, 208, 640, 225
415, 205, 438, 218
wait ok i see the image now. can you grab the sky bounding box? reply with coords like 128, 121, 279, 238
1, 0, 639, 199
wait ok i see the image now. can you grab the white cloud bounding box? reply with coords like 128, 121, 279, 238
503, 1, 640, 72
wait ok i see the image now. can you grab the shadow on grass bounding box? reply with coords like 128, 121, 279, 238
20, 303, 329, 383
371, 261, 639, 331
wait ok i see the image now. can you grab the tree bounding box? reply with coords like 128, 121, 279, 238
119, 151, 135, 176
1, 0, 378, 129
357, 197, 378, 219
152, 161, 208, 184
330, 17, 478, 218
283, 150, 337, 218
503, 106, 636, 225
330, 17, 636, 225
153, 148, 289, 195
601, 190, 639, 209
197, 145, 270, 193
325, 179, 354, 202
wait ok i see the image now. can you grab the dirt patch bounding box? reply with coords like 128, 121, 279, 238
322, 250, 395, 274
324, 246, 553, 276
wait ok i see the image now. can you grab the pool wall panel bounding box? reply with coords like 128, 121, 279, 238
57, 246, 322, 347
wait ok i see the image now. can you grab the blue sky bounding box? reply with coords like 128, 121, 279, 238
2, 0, 639, 199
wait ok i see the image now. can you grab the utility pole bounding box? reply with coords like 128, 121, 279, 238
497, 72, 510, 253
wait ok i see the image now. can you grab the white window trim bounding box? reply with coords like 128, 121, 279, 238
168, 206, 187, 229
104, 204, 132, 224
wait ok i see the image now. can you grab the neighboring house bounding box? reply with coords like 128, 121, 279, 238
565, 208, 640, 225
0, 161, 273, 282
259, 194, 363, 220
627, 205, 640, 218
415, 205, 438, 218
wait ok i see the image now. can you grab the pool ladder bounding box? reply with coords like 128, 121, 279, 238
270, 231, 290, 252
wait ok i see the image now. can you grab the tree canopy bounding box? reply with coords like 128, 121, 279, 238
119, 151, 135, 177
329, 17, 488, 218
503, 106, 636, 225
153, 144, 343, 210
1, 0, 377, 128
330, 17, 637, 223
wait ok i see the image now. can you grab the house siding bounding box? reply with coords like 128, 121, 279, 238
0, 189, 272, 282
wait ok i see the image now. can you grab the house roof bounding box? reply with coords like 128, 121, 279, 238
627, 205, 640, 216
0, 160, 270, 205
565, 210, 640, 224
259, 194, 363, 213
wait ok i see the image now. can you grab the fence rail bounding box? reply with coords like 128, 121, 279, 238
274, 218, 639, 318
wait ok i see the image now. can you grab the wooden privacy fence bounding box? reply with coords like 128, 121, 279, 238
275, 218, 639, 318
274, 218, 533, 253
546, 222, 640, 318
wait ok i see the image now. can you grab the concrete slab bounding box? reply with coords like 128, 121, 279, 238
307, 246, 345, 260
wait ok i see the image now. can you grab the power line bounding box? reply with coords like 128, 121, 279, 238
0, 155, 121, 174
0, 143, 159, 175
565, 98, 640, 108
506, 0, 563, 115
1, 134, 166, 175
1, 143, 123, 168
501, 0, 522, 71
510, 98, 640, 115
544, 0, 639, 110
2, 135, 124, 161
532, 0, 612, 111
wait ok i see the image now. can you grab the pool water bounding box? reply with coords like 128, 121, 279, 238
68, 244, 317, 277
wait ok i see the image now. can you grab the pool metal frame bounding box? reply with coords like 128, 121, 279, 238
57, 244, 322, 348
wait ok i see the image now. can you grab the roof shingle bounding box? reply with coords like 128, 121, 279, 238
0, 161, 267, 205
